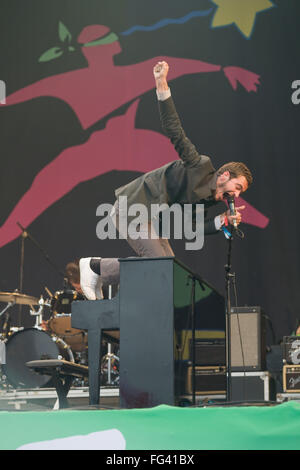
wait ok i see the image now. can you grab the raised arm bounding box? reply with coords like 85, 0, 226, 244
153, 61, 204, 168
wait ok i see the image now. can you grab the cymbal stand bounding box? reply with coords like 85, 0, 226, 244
0, 302, 14, 319
0, 301, 14, 337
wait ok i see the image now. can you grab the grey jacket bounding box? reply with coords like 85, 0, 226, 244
115, 96, 221, 234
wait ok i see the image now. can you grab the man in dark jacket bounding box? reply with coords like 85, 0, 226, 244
112, 60, 252, 257
80, 61, 252, 299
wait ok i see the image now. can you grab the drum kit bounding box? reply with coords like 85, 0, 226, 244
0, 223, 119, 393
0, 289, 119, 390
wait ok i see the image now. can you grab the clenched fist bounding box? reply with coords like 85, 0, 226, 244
153, 61, 169, 92
153, 61, 169, 80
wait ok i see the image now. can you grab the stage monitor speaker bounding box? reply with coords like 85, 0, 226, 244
229, 306, 266, 371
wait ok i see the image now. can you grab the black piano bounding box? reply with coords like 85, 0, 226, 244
71, 257, 225, 408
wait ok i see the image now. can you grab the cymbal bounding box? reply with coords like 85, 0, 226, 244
0, 292, 39, 306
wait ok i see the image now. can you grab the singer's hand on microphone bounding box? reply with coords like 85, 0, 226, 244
225, 205, 245, 226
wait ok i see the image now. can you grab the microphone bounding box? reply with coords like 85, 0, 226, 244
225, 194, 237, 229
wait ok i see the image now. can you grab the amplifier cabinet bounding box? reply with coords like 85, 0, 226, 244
282, 337, 300, 365
186, 366, 226, 395
283, 365, 300, 392
181, 367, 275, 400
189, 339, 225, 366
229, 306, 266, 371
230, 371, 275, 402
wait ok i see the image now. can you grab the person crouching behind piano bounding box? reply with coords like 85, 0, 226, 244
65, 260, 85, 295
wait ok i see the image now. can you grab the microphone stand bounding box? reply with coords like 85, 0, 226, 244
175, 258, 224, 407
16, 223, 66, 313
188, 273, 206, 407
224, 229, 235, 402
17, 222, 65, 280
190, 275, 196, 406
18, 230, 26, 326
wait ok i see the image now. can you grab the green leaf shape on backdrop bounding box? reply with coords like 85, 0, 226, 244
58, 21, 72, 43
38, 47, 64, 63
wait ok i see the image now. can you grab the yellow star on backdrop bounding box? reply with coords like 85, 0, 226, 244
211, 0, 275, 38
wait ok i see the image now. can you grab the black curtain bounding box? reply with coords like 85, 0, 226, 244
0, 0, 299, 344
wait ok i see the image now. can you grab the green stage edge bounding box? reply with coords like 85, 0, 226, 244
0, 401, 300, 450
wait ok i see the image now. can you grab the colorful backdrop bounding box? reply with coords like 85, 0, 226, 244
0, 0, 299, 344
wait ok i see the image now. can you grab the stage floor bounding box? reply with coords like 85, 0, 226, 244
1, 384, 300, 412
0, 385, 120, 411
0, 400, 300, 450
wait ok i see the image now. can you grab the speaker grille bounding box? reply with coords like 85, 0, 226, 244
229, 307, 266, 371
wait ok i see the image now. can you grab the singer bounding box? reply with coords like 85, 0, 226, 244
80, 61, 253, 299
113, 61, 252, 255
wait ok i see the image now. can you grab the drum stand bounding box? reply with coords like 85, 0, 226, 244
106, 285, 113, 385
29, 297, 46, 329
107, 343, 113, 384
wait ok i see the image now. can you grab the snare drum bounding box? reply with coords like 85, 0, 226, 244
2, 328, 74, 389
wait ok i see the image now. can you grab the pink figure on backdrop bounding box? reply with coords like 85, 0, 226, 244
4, 25, 260, 130
0, 25, 267, 247
0, 101, 268, 248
